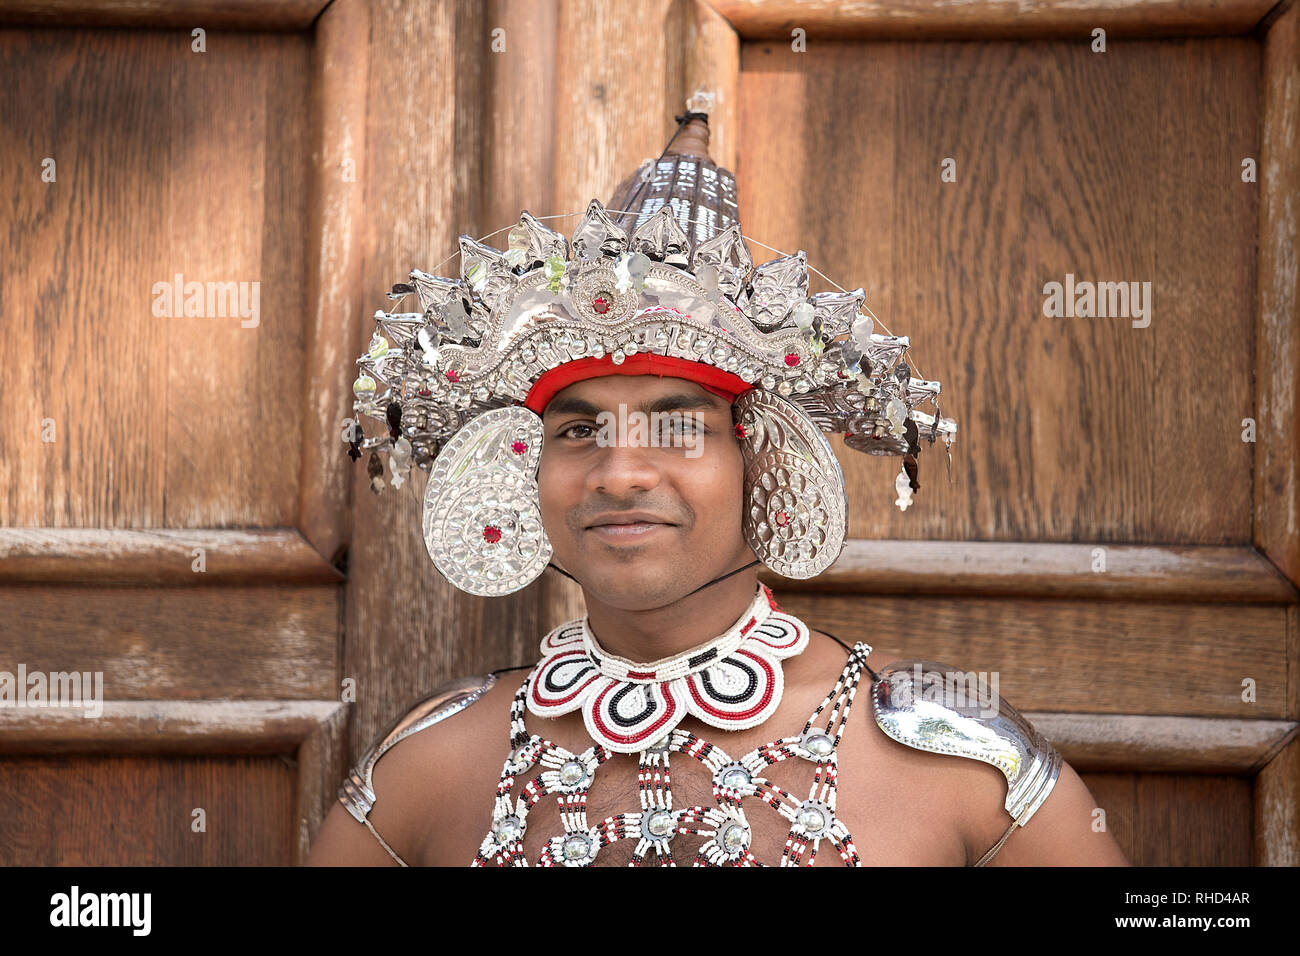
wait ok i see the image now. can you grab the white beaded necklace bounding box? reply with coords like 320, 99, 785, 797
527, 582, 810, 753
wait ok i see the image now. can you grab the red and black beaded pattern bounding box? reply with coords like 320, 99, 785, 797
525, 587, 810, 752
583, 676, 683, 750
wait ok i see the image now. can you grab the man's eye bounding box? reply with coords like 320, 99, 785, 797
560, 422, 596, 439
662, 419, 704, 435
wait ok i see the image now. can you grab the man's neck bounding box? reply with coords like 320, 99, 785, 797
581, 572, 762, 663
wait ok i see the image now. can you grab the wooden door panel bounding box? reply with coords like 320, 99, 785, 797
1, 0, 1295, 869
0, 28, 310, 528
0, 15, 342, 867
0, 755, 295, 866
1085, 772, 1255, 867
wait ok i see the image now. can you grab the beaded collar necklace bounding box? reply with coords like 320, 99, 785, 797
527, 583, 810, 753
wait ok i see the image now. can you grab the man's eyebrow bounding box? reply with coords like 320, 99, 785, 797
543, 392, 726, 418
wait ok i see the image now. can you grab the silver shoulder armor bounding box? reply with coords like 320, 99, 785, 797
339, 672, 497, 824
871, 660, 1062, 826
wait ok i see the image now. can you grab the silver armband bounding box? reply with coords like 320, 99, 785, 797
871, 660, 1062, 826
339, 673, 498, 824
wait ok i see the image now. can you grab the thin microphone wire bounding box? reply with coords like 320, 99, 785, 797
544, 557, 761, 602
549, 559, 877, 677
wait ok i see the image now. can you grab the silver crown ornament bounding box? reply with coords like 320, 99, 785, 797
347, 103, 956, 597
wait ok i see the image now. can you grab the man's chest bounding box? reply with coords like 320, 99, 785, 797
419, 728, 970, 867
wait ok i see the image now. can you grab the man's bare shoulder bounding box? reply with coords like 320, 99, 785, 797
841, 645, 1128, 865
307, 667, 525, 866
367, 668, 523, 804
794, 635, 1048, 865
388, 666, 520, 752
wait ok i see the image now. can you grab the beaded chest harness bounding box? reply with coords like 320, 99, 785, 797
473, 593, 874, 867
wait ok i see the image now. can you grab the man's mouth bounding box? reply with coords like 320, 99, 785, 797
584, 513, 676, 540
587, 521, 671, 537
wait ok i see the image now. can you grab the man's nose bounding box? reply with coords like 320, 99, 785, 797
586, 434, 663, 497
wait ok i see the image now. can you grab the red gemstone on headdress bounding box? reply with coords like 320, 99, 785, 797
445, 369, 460, 382
511, 440, 527, 454
844, 430, 853, 438
775, 510, 790, 527
593, 295, 611, 314
482, 525, 502, 543
734, 423, 746, 439
783, 353, 800, 367
418, 388, 431, 397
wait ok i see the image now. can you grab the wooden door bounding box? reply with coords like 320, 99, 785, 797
1, 0, 1296, 867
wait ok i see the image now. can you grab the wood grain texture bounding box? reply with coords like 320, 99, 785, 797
1289, 603, 1298, 721
766, 541, 1297, 601
551, 0, 684, 219
0, 585, 340, 699
0, 28, 310, 528
739, 38, 1258, 545
1085, 771, 1253, 865
1254, 731, 1300, 864
0, 753, 295, 865
0, 696, 348, 865
709, 0, 1277, 39
548, 0, 743, 225
0, 528, 342, 584
1256, 1, 1300, 589
292, 697, 349, 864
482, 0, 559, 233
165, 32, 310, 528
344, 0, 546, 765
299, 0, 371, 566
686, 0, 740, 175
1028, 712, 1296, 771
0, 699, 344, 753
775, 591, 1289, 717
0, 0, 329, 30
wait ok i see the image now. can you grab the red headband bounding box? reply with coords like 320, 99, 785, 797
523, 352, 753, 414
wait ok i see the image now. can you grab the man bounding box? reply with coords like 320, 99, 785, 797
307, 102, 1129, 867
308, 369, 1127, 867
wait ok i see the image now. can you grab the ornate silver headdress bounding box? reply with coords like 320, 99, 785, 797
348, 92, 956, 597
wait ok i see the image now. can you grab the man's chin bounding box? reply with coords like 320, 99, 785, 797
567, 563, 691, 608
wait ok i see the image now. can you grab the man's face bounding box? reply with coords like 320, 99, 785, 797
537, 374, 754, 610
